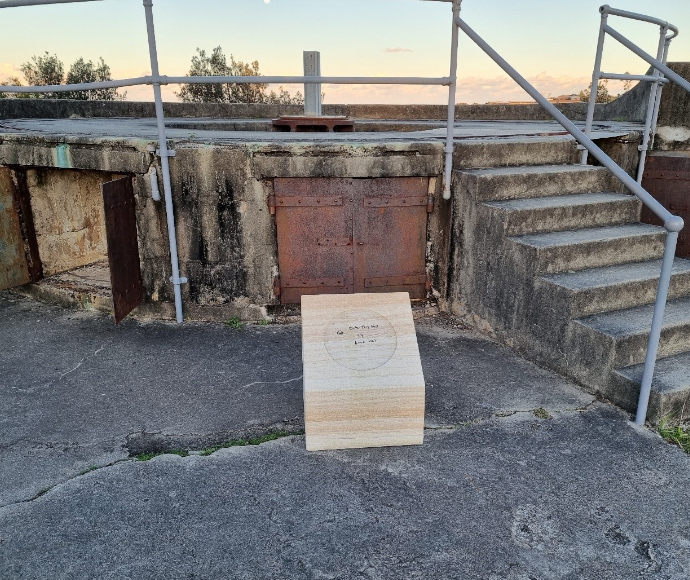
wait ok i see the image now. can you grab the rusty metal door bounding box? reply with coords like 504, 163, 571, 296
0, 168, 41, 291
358, 177, 428, 298
274, 178, 354, 304
102, 177, 143, 323
641, 154, 690, 258
274, 177, 429, 304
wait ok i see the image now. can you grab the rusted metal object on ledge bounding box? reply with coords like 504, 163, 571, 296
271, 115, 355, 133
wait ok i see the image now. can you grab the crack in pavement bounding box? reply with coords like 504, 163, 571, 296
234, 374, 303, 393
10, 340, 111, 394
1, 402, 606, 512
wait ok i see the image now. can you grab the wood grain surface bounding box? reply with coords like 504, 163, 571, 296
302, 292, 425, 451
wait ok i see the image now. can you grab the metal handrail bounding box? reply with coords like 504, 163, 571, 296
455, 14, 684, 426
0, 76, 453, 94
581, 5, 690, 182
601, 5, 678, 40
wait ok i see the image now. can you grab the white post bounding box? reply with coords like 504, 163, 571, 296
442, 0, 461, 200
143, 0, 185, 323
303, 51, 322, 116
581, 11, 607, 165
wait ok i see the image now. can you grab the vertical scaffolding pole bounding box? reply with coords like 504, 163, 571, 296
581, 10, 607, 165
442, 0, 461, 200
143, 0, 185, 323
636, 26, 668, 183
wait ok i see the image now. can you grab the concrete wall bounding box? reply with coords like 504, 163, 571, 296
0, 98, 604, 122
161, 141, 445, 321
25, 168, 116, 276
655, 63, 690, 151
0, 134, 446, 320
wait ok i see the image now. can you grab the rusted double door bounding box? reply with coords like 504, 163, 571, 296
274, 177, 431, 304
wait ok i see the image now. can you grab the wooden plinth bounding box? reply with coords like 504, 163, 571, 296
301, 292, 425, 451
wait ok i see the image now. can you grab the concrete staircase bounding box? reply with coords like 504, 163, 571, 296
450, 138, 690, 423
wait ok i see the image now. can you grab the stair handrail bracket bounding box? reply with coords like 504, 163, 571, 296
454, 11, 686, 426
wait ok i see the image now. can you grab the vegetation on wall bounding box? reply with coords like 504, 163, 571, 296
579, 75, 634, 104
0, 52, 125, 100
176, 46, 304, 105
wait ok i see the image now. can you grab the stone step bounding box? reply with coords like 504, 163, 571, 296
484, 192, 641, 235
539, 258, 690, 317
610, 351, 690, 423
572, 296, 690, 369
510, 223, 666, 274
456, 164, 614, 202
453, 136, 580, 170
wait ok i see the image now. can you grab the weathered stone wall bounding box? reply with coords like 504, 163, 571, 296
163, 141, 445, 321
655, 63, 690, 151
0, 98, 604, 122
25, 168, 116, 276
0, 134, 446, 321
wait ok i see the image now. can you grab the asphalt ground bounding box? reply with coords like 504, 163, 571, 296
1, 291, 688, 579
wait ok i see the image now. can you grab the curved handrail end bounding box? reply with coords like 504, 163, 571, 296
665, 215, 685, 233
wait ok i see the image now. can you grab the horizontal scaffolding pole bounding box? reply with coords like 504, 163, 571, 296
0, 76, 151, 93
0, 0, 101, 7
164, 75, 451, 86
599, 72, 669, 83
0, 74, 452, 94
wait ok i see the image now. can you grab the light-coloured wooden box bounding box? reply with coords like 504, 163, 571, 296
302, 292, 425, 451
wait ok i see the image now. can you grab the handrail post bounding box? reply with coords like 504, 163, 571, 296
649, 37, 672, 152
143, 0, 185, 323
635, 231, 679, 425
581, 9, 607, 165
442, 0, 461, 200
636, 25, 669, 183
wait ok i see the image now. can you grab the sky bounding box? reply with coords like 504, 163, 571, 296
0, 0, 688, 104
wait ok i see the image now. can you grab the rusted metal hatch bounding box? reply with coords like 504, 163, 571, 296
641, 153, 690, 258
0, 167, 41, 291
102, 177, 143, 323
272, 177, 431, 304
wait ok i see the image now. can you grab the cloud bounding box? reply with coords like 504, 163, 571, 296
384, 48, 413, 54
0, 62, 22, 81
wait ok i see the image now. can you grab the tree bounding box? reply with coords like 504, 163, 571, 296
177, 46, 303, 105
1, 52, 124, 100
65, 57, 123, 100
20, 52, 63, 99
578, 79, 614, 104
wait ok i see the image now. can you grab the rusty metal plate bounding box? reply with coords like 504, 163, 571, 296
365, 274, 427, 288
364, 196, 427, 207
282, 277, 346, 288
102, 177, 143, 323
274, 177, 429, 304
641, 154, 690, 258
276, 196, 343, 207
0, 168, 31, 290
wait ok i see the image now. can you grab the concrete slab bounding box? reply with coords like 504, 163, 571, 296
1, 407, 689, 579
0, 291, 591, 507
0, 117, 642, 145
1, 292, 689, 578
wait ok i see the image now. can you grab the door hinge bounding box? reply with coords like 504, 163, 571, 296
427, 194, 435, 213
268, 193, 276, 215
